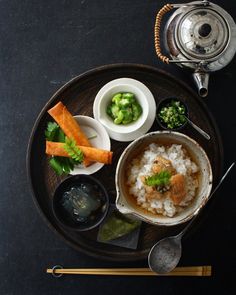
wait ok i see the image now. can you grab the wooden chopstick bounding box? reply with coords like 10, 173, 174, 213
46, 266, 211, 276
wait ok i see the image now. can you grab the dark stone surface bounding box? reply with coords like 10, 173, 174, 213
0, 0, 235, 294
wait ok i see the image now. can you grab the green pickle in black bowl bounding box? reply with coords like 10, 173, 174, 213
52, 175, 109, 231
156, 98, 188, 130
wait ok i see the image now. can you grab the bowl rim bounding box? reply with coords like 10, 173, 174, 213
96, 83, 149, 133
156, 97, 189, 131
93, 77, 157, 141
52, 174, 110, 231
115, 130, 213, 226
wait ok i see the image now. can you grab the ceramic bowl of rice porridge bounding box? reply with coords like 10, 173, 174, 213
115, 131, 213, 226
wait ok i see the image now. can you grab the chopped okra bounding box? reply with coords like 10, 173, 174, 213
158, 100, 187, 129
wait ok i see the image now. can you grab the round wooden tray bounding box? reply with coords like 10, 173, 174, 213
27, 64, 223, 261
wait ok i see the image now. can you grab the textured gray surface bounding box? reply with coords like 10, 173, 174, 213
0, 0, 236, 294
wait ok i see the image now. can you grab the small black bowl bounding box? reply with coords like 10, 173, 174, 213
156, 97, 189, 131
52, 175, 109, 232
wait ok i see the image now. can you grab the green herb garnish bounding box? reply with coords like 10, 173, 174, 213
45, 122, 84, 175
49, 156, 75, 175
45, 121, 65, 142
45, 122, 58, 141
63, 137, 84, 164
158, 100, 187, 129
145, 170, 171, 187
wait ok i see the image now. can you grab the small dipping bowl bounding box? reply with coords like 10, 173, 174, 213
93, 78, 156, 142
156, 97, 189, 131
52, 175, 109, 231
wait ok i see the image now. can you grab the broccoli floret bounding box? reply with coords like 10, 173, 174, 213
106, 92, 143, 125
111, 104, 120, 119
118, 98, 131, 108
132, 103, 142, 121
112, 93, 122, 105
121, 108, 133, 124
114, 110, 124, 124
122, 92, 135, 103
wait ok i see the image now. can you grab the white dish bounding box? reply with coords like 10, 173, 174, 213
93, 78, 156, 142
70, 115, 111, 175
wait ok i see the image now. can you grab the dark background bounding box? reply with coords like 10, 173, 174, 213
1, 0, 236, 294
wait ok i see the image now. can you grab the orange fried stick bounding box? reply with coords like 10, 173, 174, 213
46, 141, 113, 165
47, 101, 91, 166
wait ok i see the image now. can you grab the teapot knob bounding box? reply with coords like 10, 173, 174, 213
198, 23, 212, 37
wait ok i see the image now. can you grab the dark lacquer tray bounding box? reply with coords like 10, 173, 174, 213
27, 64, 223, 261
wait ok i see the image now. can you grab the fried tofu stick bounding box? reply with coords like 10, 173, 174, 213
48, 101, 91, 146
46, 141, 113, 165
47, 101, 91, 166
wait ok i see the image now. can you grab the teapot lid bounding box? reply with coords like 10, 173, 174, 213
176, 7, 229, 59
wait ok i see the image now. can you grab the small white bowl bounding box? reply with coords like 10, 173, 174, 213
70, 115, 111, 175
93, 78, 156, 142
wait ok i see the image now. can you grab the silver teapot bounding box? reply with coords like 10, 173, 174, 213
154, 0, 236, 96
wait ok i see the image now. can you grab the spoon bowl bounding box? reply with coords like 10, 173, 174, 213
148, 163, 235, 274
148, 235, 182, 274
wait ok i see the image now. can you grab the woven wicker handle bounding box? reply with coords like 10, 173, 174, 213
154, 4, 173, 64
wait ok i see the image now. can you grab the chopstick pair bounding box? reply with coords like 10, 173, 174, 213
46, 265, 212, 277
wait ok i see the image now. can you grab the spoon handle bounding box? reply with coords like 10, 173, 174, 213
186, 117, 210, 140
209, 162, 235, 198
178, 162, 235, 238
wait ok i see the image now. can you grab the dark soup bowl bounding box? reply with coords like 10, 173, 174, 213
52, 175, 109, 231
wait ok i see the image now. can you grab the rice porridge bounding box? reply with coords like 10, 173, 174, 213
126, 143, 199, 217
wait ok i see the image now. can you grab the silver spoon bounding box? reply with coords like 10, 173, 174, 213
148, 162, 235, 274
185, 116, 211, 140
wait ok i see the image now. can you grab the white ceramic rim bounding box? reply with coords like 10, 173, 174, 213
93, 78, 157, 142
70, 115, 111, 175
115, 130, 213, 226
97, 82, 149, 133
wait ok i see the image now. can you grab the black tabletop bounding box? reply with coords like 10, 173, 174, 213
1, 0, 236, 294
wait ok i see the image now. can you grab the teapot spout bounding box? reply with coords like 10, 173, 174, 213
192, 72, 209, 97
